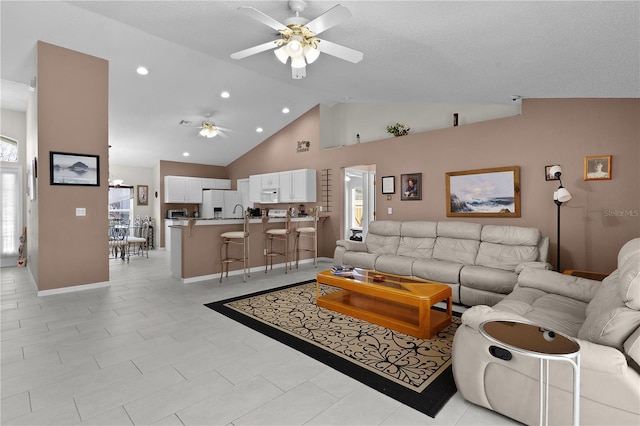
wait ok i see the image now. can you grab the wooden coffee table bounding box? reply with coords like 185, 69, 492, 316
316, 269, 452, 339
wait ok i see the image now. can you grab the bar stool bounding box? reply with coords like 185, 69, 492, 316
264, 211, 291, 273
220, 212, 250, 282
294, 208, 318, 268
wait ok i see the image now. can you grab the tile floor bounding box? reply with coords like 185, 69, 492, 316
1, 251, 519, 425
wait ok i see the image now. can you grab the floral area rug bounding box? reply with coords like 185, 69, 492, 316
204, 280, 461, 418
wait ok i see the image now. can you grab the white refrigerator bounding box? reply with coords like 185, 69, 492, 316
200, 189, 225, 218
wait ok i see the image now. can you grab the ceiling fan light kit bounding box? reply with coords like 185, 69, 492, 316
231, 1, 363, 79
199, 122, 219, 138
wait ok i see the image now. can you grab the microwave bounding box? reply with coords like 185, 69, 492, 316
167, 208, 187, 219
260, 188, 279, 204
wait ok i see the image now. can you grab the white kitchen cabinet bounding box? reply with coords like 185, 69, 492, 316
280, 169, 316, 203
261, 173, 280, 188
202, 178, 231, 190
249, 175, 262, 203
164, 176, 203, 203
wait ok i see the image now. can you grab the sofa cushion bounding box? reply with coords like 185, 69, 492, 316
364, 221, 402, 255
459, 265, 518, 295
481, 225, 541, 246
475, 242, 539, 271
375, 254, 414, 276
412, 258, 463, 284
433, 221, 481, 264
397, 221, 437, 258
618, 247, 640, 310
579, 271, 640, 349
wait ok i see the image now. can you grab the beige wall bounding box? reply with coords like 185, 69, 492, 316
34, 41, 109, 291
227, 99, 640, 273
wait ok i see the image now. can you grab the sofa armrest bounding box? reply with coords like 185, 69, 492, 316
335, 239, 368, 252
576, 338, 629, 374
515, 261, 552, 274
563, 269, 609, 281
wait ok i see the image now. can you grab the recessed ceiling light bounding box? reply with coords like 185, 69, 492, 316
136, 66, 149, 75
220, 91, 230, 98
256, 127, 263, 133
183, 152, 190, 157
282, 107, 290, 114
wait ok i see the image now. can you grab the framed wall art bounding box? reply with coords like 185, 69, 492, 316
137, 185, 149, 206
401, 173, 422, 200
446, 166, 520, 217
584, 155, 612, 181
545, 165, 560, 181
50, 151, 100, 186
381, 176, 395, 194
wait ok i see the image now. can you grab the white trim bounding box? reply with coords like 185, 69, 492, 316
37, 281, 110, 297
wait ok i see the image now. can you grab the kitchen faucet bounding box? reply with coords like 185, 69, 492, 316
233, 204, 244, 215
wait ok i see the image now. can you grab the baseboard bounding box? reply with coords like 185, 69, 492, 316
37, 280, 110, 297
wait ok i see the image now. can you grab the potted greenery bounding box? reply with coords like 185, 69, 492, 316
386, 122, 410, 137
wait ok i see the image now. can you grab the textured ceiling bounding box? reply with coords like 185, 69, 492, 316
2, 1, 638, 167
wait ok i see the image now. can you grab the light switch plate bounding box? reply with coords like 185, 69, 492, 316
76, 208, 86, 216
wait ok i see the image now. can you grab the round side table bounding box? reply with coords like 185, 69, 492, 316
479, 320, 580, 426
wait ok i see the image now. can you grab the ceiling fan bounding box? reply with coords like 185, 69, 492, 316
180, 114, 230, 139
230, 0, 364, 79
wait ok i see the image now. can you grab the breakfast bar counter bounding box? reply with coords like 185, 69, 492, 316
169, 216, 320, 282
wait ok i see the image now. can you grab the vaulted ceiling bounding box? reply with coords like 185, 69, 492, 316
2, 1, 638, 168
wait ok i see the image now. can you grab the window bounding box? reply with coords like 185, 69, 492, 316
1, 165, 22, 259
0, 136, 18, 162
108, 186, 133, 222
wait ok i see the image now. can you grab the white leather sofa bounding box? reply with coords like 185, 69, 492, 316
333, 220, 549, 306
452, 238, 640, 425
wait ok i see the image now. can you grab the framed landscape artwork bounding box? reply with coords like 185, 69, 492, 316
446, 166, 520, 217
50, 152, 100, 186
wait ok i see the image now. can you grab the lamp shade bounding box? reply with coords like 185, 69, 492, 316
556, 187, 572, 203
549, 165, 562, 177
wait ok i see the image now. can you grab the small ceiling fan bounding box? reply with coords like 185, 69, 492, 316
180, 114, 230, 139
230, 0, 363, 79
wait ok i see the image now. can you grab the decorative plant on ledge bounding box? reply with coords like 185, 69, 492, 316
386, 122, 411, 137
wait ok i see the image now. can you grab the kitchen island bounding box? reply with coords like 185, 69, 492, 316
169, 216, 321, 283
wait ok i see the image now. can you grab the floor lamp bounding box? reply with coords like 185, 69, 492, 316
551, 166, 572, 271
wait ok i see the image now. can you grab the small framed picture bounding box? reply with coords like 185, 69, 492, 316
584, 155, 612, 181
401, 173, 422, 200
381, 176, 395, 194
137, 185, 149, 205
545, 165, 560, 181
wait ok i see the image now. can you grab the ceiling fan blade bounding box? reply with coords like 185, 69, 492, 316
231, 40, 279, 60
238, 6, 287, 31
305, 4, 352, 36
316, 39, 364, 64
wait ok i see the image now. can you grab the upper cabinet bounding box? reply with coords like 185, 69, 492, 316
249, 169, 316, 203
164, 176, 203, 203
202, 178, 231, 190
280, 169, 316, 203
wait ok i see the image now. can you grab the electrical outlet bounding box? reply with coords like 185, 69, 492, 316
264, 248, 267, 255
76, 208, 86, 216
388, 207, 392, 215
